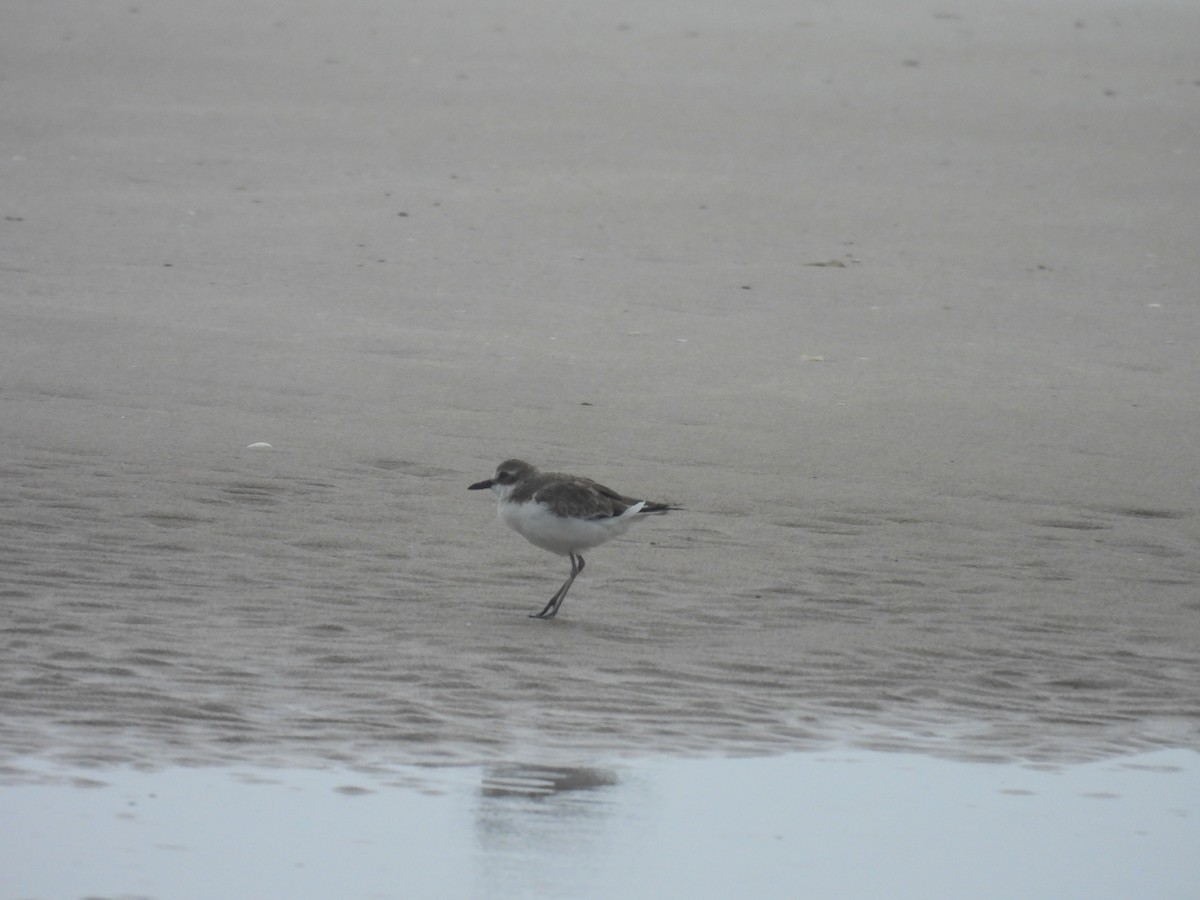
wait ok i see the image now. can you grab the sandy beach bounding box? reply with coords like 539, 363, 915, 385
2, 0, 1198, 895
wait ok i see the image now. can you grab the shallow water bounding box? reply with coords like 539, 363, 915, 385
3, 749, 1197, 900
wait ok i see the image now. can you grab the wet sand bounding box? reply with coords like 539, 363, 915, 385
2, 0, 1199, 894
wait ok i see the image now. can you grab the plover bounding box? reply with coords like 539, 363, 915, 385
469, 459, 676, 619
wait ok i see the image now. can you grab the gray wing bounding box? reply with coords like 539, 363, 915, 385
530, 477, 635, 519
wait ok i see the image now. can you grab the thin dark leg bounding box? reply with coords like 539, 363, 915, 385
531, 553, 584, 620
531, 572, 570, 619
548, 554, 583, 619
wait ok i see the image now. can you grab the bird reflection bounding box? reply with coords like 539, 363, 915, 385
480, 763, 618, 799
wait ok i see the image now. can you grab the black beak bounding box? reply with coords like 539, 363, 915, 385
468, 479, 493, 491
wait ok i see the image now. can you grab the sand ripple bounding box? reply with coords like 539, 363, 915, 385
2, 447, 1197, 771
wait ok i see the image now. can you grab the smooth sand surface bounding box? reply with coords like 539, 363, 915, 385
2, 0, 1199, 895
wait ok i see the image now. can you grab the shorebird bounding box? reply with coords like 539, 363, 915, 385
468, 459, 676, 619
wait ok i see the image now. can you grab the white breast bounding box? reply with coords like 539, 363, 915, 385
499, 499, 645, 556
